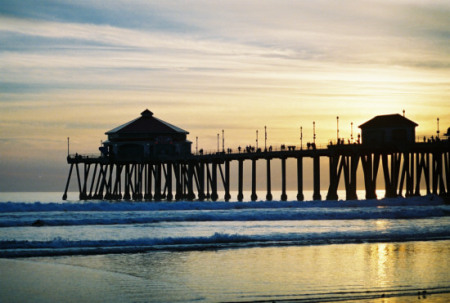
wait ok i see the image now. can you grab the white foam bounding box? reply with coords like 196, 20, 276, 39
0, 195, 445, 213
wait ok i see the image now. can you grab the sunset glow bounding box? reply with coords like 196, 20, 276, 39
1, 0, 449, 190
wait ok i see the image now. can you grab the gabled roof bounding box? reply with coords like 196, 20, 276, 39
105, 109, 189, 135
359, 114, 418, 129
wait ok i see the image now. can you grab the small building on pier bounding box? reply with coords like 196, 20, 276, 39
102, 109, 191, 161
445, 127, 450, 140
359, 114, 418, 147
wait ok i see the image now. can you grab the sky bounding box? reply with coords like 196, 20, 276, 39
1, 0, 449, 192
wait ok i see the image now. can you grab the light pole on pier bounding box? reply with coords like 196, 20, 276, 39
437, 118, 440, 139
256, 130, 259, 150
217, 133, 219, 152
196, 136, 198, 154
67, 137, 70, 157
351, 122, 353, 143
300, 126, 303, 150
336, 116, 339, 143
313, 121, 316, 145
222, 130, 225, 152
264, 126, 267, 151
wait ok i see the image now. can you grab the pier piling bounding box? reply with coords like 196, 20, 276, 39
63, 142, 449, 202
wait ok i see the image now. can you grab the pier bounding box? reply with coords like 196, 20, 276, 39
63, 111, 450, 201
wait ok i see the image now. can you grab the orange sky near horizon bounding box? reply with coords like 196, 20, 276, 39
1, 0, 449, 191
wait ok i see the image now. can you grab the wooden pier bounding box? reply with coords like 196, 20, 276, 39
63, 141, 449, 201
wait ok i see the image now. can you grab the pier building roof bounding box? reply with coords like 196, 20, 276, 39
445, 127, 450, 137
105, 109, 189, 135
359, 114, 418, 129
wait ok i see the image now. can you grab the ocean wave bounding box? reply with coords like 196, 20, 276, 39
0, 195, 445, 213
1, 230, 449, 258
0, 204, 449, 227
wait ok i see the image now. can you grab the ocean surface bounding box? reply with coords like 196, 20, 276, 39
1, 191, 449, 302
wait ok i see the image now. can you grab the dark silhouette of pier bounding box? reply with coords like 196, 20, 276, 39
63, 141, 450, 202
62, 111, 450, 201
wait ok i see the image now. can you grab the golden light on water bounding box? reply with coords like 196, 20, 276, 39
374, 243, 390, 288
107, 241, 450, 302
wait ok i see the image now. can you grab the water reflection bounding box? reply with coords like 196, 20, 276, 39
373, 243, 390, 288
39, 240, 450, 302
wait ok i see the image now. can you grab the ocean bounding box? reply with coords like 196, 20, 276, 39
1, 191, 449, 302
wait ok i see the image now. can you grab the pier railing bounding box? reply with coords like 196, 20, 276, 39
68, 153, 103, 159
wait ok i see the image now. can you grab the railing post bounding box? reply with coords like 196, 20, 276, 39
166, 162, 173, 201
251, 159, 258, 201
188, 161, 196, 200
197, 162, 205, 201
281, 157, 287, 201
210, 161, 218, 201
347, 154, 359, 200
297, 157, 304, 201
313, 156, 321, 200
224, 160, 231, 201
154, 163, 162, 201
326, 155, 339, 201
174, 163, 182, 200
237, 159, 244, 201
266, 158, 272, 201
62, 163, 74, 200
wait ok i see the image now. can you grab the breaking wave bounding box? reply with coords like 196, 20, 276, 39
0, 195, 445, 213
2, 195, 449, 257
2, 230, 450, 258
0, 205, 449, 227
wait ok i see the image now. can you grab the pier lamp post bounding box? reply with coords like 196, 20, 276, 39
196, 136, 198, 155
351, 122, 354, 143
222, 130, 225, 152
437, 118, 440, 139
256, 130, 259, 150
67, 137, 70, 157
313, 121, 316, 145
264, 126, 267, 151
300, 126, 303, 150
336, 116, 339, 143
217, 133, 219, 152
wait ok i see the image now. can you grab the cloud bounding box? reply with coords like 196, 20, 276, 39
0, 0, 449, 191
2, 0, 449, 74
0, 15, 292, 57
1, 0, 449, 99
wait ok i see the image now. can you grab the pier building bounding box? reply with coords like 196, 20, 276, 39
101, 109, 191, 162
63, 111, 449, 202
359, 114, 417, 147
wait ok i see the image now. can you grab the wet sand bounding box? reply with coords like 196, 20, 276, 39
2, 241, 450, 302
0, 258, 140, 303
1, 255, 449, 303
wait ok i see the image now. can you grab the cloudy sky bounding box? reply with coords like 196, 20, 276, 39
1, 0, 449, 191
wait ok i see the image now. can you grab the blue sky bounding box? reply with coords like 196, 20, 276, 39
1, 0, 449, 191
